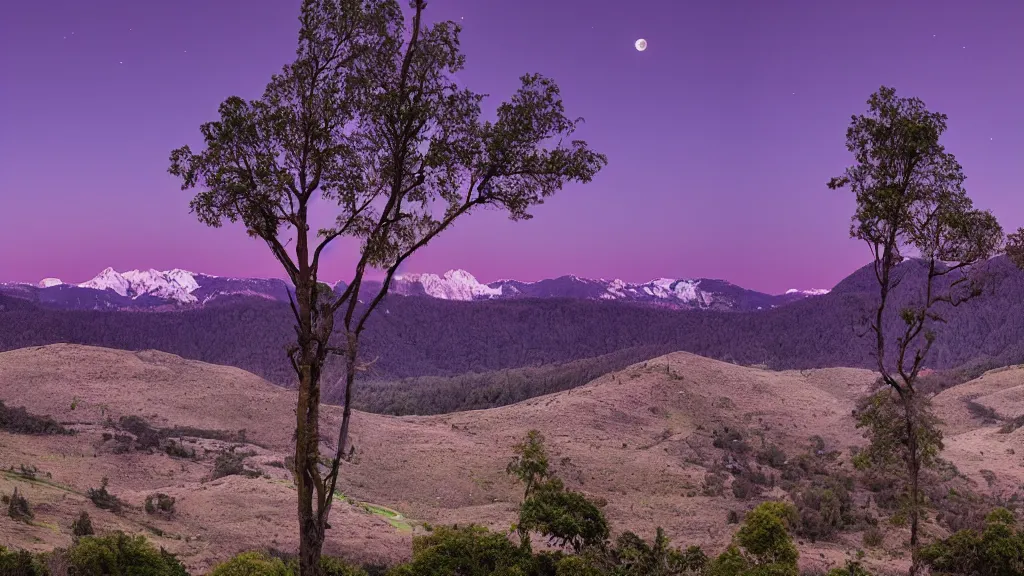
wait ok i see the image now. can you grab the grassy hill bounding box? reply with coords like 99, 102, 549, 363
3, 344, 1023, 573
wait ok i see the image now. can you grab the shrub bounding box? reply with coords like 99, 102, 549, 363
145, 493, 176, 516
518, 479, 610, 553
65, 532, 188, 576
7, 487, 33, 522
119, 415, 162, 451
209, 551, 291, 576
0, 546, 46, 576
212, 449, 259, 480
87, 477, 126, 513
999, 415, 1024, 434
756, 444, 788, 468
921, 507, 1024, 576
164, 441, 196, 459
862, 525, 883, 548
731, 501, 800, 574
727, 510, 740, 524
712, 427, 751, 456
0, 400, 73, 435
702, 472, 726, 497
388, 525, 531, 576
731, 477, 754, 500
72, 511, 95, 538
825, 561, 873, 576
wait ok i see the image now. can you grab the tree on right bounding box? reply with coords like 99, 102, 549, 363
828, 85, 1004, 576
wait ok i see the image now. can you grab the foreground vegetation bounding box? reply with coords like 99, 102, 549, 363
4, 430, 1024, 575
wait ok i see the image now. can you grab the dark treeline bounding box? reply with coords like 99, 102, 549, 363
3, 257, 1024, 414
339, 345, 677, 415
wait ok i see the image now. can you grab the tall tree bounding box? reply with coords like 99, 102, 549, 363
168, 1, 606, 574
828, 86, 1002, 576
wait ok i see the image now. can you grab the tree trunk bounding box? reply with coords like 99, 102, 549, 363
903, 394, 921, 576
294, 278, 326, 576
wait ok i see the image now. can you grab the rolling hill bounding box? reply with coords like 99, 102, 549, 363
2, 345, 1023, 573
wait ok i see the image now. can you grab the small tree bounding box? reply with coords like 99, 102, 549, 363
507, 429, 552, 500
168, 1, 605, 574
828, 85, 1003, 575
72, 511, 95, 538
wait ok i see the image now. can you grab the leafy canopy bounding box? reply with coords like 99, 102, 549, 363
169, 0, 606, 300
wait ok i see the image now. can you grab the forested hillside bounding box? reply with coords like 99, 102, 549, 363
2, 257, 1023, 413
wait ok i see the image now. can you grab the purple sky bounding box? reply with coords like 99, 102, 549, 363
2, 1, 1023, 294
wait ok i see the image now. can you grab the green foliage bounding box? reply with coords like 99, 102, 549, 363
853, 389, 943, 520
519, 479, 610, 553
209, 552, 292, 576
732, 502, 800, 575
920, 507, 1024, 576
828, 85, 1002, 274
7, 487, 33, 522
0, 546, 46, 576
387, 524, 531, 576
0, 400, 73, 435
65, 532, 189, 576
72, 510, 96, 538
824, 561, 873, 576
507, 430, 552, 499
87, 477, 127, 513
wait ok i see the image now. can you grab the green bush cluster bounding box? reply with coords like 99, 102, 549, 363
921, 507, 1024, 575
1, 533, 188, 576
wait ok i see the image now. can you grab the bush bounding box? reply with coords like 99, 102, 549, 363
0, 400, 73, 435
387, 525, 531, 576
87, 477, 127, 513
756, 444, 787, 468
733, 501, 800, 574
7, 487, 33, 522
65, 532, 188, 576
518, 479, 610, 553
164, 440, 196, 459
145, 493, 176, 516
861, 525, 883, 548
0, 546, 46, 576
731, 477, 754, 500
212, 449, 259, 480
209, 551, 291, 576
921, 507, 1024, 576
119, 415, 162, 451
72, 511, 96, 538
702, 472, 726, 497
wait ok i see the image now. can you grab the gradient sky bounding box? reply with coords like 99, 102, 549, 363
2, 1, 1023, 293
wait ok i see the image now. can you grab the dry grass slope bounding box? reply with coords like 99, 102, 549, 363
2, 344, 1022, 574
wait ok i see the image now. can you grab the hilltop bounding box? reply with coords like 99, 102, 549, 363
3, 344, 1022, 573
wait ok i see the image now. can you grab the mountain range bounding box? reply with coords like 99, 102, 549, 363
0, 267, 830, 312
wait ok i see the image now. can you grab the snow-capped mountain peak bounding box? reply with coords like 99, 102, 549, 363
78, 268, 199, 304
396, 269, 502, 300
38, 278, 63, 288
785, 288, 830, 296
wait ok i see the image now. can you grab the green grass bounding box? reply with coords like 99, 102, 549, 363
2, 470, 82, 496
268, 478, 414, 531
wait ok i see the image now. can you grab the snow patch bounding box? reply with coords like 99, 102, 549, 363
785, 288, 830, 296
